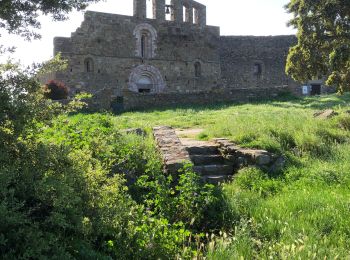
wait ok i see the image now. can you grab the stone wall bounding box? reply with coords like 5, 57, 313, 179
122, 86, 288, 110
50, 1, 315, 111
219, 36, 298, 90
53, 9, 221, 102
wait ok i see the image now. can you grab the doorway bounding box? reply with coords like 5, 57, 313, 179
310, 84, 321, 96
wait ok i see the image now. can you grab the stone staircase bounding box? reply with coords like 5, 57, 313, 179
180, 138, 234, 184
153, 126, 285, 185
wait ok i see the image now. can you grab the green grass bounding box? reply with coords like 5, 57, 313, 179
47, 93, 350, 258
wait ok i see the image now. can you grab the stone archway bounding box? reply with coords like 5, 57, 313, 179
128, 65, 166, 94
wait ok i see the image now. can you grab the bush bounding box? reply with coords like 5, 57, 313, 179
133, 164, 222, 232
0, 139, 139, 258
235, 167, 281, 197
43, 80, 68, 100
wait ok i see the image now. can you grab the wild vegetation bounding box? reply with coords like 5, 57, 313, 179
1, 55, 350, 258
113, 94, 350, 258
4, 92, 348, 258
1, 0, 350, 258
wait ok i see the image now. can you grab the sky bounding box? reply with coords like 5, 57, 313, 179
0, 0, 295, 65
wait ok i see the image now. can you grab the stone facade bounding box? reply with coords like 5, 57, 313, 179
220, 36, 298, 89
51, 0, 323, 111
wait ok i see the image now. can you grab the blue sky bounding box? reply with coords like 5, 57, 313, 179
0, 0, 295, 65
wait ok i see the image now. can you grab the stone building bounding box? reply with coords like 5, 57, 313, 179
52, 0, 326, 111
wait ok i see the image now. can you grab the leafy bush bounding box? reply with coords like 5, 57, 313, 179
235, 167, 281, 197
0, 139, 136, 258
132, 163, 222, 232
43, 80, 68, 100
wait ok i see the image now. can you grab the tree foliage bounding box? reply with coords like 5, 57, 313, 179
285, 0, 350, 93
0, 0, 102, 39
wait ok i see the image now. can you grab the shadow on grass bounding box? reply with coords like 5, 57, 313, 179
269, 93, 350, 110
119, 93, 350, 115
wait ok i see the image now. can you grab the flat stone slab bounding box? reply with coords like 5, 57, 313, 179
193, 164, 233, 176
314, 109, 338, 119
180, 138, 219, 155
176, 128, 204, 138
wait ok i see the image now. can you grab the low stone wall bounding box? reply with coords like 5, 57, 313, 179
123, 86, 288, 110
214, 138, 285, 173
153, 126, 191, 173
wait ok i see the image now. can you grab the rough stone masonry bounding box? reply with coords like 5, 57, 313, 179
49, 0, 328, 111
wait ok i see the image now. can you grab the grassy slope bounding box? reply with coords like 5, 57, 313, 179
58, 94, 350, 258
119, 93, 350, 258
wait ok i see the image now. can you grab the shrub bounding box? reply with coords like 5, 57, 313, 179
235, 167, 281, 197
0, 140, 139, 258
43, 80, 68, 100
133, 164, 222, 232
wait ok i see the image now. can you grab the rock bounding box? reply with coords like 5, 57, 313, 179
123, 128, 146, 136
225, 155, 236, 162
269, 156, 286, 173
314, 109, 338, 119
256, 154, 272, 166
236, 156, 248, 167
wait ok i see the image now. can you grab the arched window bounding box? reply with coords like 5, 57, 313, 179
134, 23, 157, 59
141, 34, 146, 58
84, 58, 94, 73
140, 30, 152, 58
194, 62, 201, 77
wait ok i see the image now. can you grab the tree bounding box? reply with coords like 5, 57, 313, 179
285, 0, 350, 93
0, 0, 102, 39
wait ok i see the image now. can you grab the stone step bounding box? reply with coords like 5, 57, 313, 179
193, 164, 233, 176
201, 175, 232, 184
180, 139, 219, 155
190, 154, 225, 165
185, 145, 219, 155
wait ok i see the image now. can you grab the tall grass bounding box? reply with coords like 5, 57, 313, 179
50, 93, 350, 258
